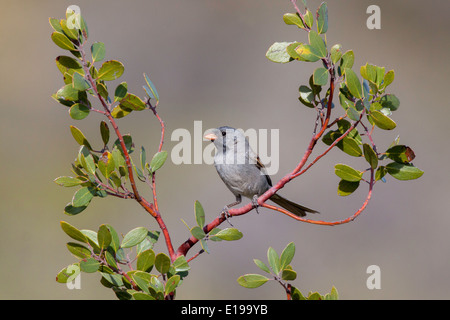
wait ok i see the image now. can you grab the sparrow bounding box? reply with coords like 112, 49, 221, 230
204, 126, 318, 217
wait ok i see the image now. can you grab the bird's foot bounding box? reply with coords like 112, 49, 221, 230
252, 195, 260, 214
221, 206, 234, 227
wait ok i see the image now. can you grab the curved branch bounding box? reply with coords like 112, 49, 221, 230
78, 44, 176, 261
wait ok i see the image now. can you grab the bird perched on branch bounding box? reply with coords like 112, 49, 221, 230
204, 126, 318, 217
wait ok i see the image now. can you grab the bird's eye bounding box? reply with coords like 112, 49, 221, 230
221, 131, 226, 136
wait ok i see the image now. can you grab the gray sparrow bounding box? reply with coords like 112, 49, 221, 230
204, 126, 318, 217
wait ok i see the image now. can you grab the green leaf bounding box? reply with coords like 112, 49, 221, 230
101, 272, 123, 287
294, 43, 320, 62
96, 82, 108, 100
382, 70, 395, 88
121, 227, 148, 248
283, 13, 305, 29
267, 247, 280, 275
303, 9, 314, 28
327, 286, 339, 300
114, 82, 128, 102
316, 2, 328, 34
363, 144, 378, 169
385, 145, 415, 164
98, 151, 115, 180
334, 164, 363, 182
80, 230, 100, 253
266, 42, 293, 64
70, 125, 92, 149
253, 259, 271, 274
131, 271, 151, 293
49, 17, 63, 33
80, 257, 100, 273
79, 15, 89, 40
286, 42, 303, 61
119, 93, 146, 111
345, 68, 362, 99
360, 63, 379, 85
380, 94, 400, 111
330, 44, 342, 64
386, 162, 424, 181
200, 239, 209, 254
113, 134, 134, 155
237, 274, 269, 288
337, 136, 363, 157
308, 31, 327, 58
213, 228, 243, 241
190, 226, 206, 240
55, 56, 83, 76
340, 50, 355, 70
280, 242, 296, 270
313, 67, 328, 86
375, 166, 387, 181
281, 268, 297, 281
78, 145, 96, 175
136, 231, 160, 254
97, 224, 112, 250
54, 176, 85, 187
97, 60, 124, 81
172, 255, 190, 273
91, 42, 105, 62
194, 200, 205, 227
64, 203, 87, 216
72, 186, 95, 207
67, 242, 91, 259
111, 104, 132, 118
56, 84, 80, 102
307, 292, 323, 300
100, 121, 110, 145
155, 253, 171, 274
290, 286, 305, 300
370, 110, 397, 130
298, 85, 315, 108
208, 228, 223, 242
69, 103, 90, 120
72, 72, 90, 91
61, 221, 88, 243
137, 249, 156, 272
51, 31, 75, 50
165, 275, 180, 295
150, 151, 168, 173
337, 180, 360, 196
144, 73, 160, 102
104, 225, 120, 253
104, 251, 118, 269
133, 292, 155, 300
56, 264, 80, 283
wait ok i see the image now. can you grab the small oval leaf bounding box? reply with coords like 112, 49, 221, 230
121, 227, 148, 248
237, 274, 269, 288
97, 60, 124, 81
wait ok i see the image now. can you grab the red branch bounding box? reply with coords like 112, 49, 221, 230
78, 43, 176, 262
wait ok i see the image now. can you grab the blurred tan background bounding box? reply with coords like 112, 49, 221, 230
0, 0, 448, 299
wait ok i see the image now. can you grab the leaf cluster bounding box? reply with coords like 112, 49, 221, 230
54, 124, 168, 215
50, 11, 159, 120
57, 221, 189, 300
237, 243, 338, 300
266, 1, 423, 197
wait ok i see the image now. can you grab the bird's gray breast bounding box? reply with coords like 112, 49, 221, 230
214, 161, 269, 199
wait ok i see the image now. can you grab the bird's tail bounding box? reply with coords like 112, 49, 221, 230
270, 193, 319, 217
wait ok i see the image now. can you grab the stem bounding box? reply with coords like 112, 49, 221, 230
77, 44, 176, 261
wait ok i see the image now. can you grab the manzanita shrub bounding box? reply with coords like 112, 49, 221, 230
52, 1, 422, 300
